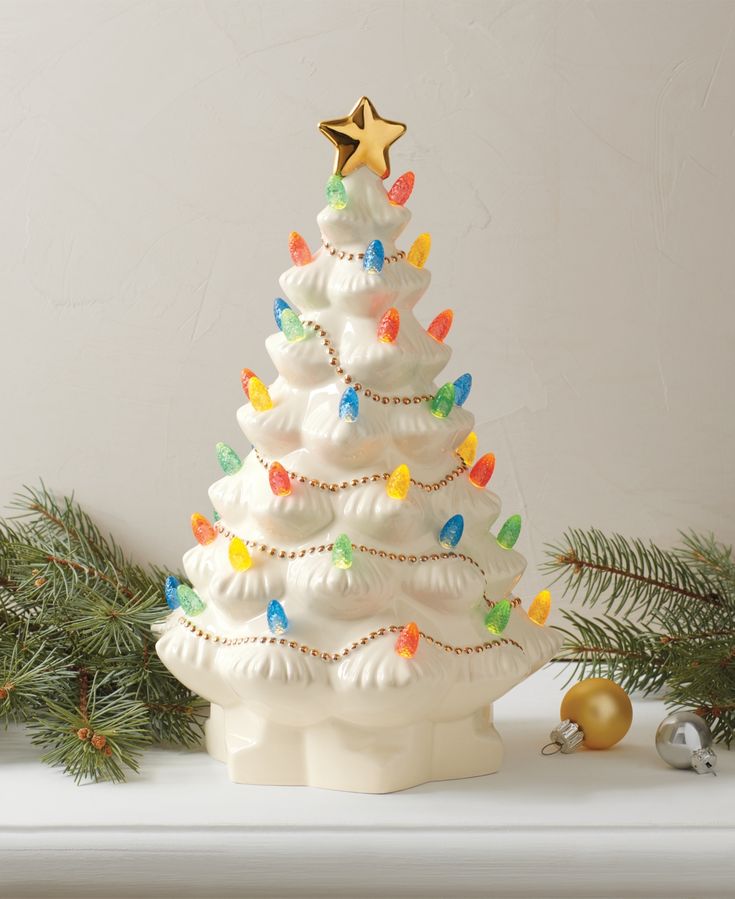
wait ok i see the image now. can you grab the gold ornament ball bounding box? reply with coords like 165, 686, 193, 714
560, 678, 633, 750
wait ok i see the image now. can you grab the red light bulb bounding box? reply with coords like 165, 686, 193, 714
469, 453, 496, 488
427, 309, 454, 343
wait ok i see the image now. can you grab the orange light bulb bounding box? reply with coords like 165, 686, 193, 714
288, 231, 312, 266
191, 513, 217, 546
268, 461, 291, 497
395, 622, 420, 658
377, 307, 400, 343
427, 309, 453, 343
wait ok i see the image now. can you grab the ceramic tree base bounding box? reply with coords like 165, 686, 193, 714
205, 702, 503, 793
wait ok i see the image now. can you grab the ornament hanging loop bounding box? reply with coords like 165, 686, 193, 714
540, 741, 562, 756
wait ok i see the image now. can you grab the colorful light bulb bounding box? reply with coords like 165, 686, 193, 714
212, 508, 220, 522
164, 575, 180, 610
469, 453, 496, 488
386, 463, 410, 499
332, 533, 353, 569
191, 513, 217, 546
427, 309, 454, 342
430, 382, 455, 419
267, 599, 289, 635
326, 173, 347, 210
216, 442, 243, 475
248, 377, 273, 412
456, 432, 478, 466
387, 171, 415, 206
485, 600, 511, 634
228, 537, 251, 572
363, 239, 385, 273
395, 621, 420, 658
497, 515, 522, 550
273, 298, 290, 330
339, 386, 359, 422
280, 308, 305, 342
268, 461, 291, 496
528, 589, 551, 626
407, 233, 431, 268
240, 367, 257, 395
453, 373, 472, 406
288, 231, 312, 266
377, 307, 400, 343
177, 584, 205, 617
439, 514, 464, 549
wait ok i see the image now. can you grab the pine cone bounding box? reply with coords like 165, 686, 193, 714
76, 727, 90, 741
90, 733, 107, 750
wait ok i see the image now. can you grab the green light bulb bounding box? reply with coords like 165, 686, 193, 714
177, 584, 206, 617
430, 382, 455, 419
280, 308, 305, 342
484, 599, 511, 634
332, 533, 353, 570
216, 442, 242, 475
326, 174, 347, 210
497, 514, 522, 549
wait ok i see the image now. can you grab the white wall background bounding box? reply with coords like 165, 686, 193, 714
1, 0, 734, 620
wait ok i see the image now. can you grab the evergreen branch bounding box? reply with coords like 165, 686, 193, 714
543, 528, 721, 618
555, 609, 669, 696
546, 528, 735, 746
0, 484, 202, 782
30, 678, 151, 784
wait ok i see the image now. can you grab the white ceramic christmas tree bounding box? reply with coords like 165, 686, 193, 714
156, 97, 562, 793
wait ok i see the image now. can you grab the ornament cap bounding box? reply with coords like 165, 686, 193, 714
691, 747, 718, 775
544, 719, 585, 755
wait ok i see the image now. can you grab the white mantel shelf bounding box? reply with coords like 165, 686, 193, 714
1, 664, 732, 899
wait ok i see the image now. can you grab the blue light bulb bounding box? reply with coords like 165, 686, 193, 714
453, 373, 472, 407
273, 298, 290, 330
339, 386, 359, 422
363, 239, 385, 273
439, 514, 464, 549
164, 575, 180, 610
267, 599, 289, 635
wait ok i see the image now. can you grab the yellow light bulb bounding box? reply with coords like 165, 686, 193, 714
386, 464, 410, 499
456, 432, 477, 466
248, 377, 273, 412
407, 232, 431, 268
228, 537, 252, 572
528, 589, 551, 625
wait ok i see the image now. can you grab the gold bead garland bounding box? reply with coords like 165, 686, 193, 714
211, 522, 522, 611
252, 447, 468, 494
178, 616, 523, 658
301, 319, 434, 404
321, 238, 406, 265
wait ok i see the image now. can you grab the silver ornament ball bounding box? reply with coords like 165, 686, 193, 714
655, 711, 717, 775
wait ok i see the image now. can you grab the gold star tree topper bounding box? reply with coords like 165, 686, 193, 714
319, 97, 406, 179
